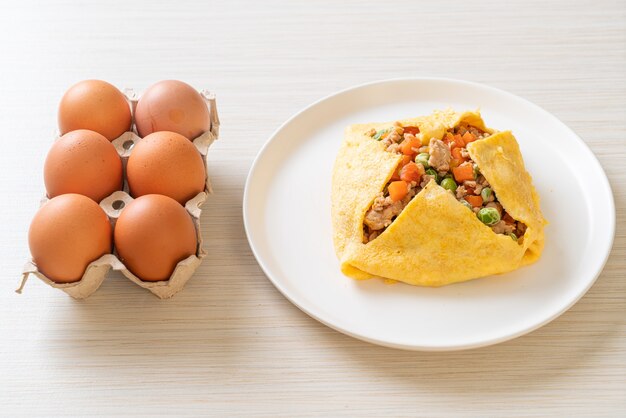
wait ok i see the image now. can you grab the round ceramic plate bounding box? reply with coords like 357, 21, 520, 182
243, 78, 615, 351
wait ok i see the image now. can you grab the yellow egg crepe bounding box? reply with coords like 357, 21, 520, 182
331, 109, 546, 286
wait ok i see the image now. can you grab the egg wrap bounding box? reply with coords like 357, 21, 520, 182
331, 109, 546, 286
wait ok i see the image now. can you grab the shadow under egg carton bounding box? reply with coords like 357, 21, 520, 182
17, 89, 220, 299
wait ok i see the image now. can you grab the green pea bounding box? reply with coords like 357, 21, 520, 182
416, 153, 430, 168
441, 177, 457, 192
425, 168, 439, 183
477, 207, 500, 226
481, 187, 492, 201
473, 164, 480, 178
460, 199, 473, 210
508, 233, 518, 242
372, 128, 390, 141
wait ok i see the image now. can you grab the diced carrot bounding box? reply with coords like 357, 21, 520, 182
400, 162, 424, 182
454, 134, 465, 148
393, 155, 411, 179
403, 126, 420, 135
400, 137, 422, 156
451, 147, 467, 162
388, 181, 408, 202
391, 155, 412, 180
462, 131, 477, 143
449, 159, 460, 169
465, 195, 483, 207
452, 164, 474, 182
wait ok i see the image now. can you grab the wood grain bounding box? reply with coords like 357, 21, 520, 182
0, 0, 624, 416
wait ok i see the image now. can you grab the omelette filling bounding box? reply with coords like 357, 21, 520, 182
363, 122, 527, 243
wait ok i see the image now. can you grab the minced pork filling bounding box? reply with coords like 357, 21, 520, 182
362, 122, 527, 244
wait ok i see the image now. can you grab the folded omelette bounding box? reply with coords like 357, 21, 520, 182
331, 109, 546, 286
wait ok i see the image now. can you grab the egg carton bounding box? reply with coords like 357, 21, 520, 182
17, 89, 220, 299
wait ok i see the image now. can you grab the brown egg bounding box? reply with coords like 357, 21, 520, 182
134, 80, 209, 139
28, 194, 112, 283
58, 80, 132, 141
127, 131, 206, 204
114, 194, 197, 282
44, 130, 123, 202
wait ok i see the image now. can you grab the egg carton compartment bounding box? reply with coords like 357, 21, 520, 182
105, 191, 206, 299
18, 88, 219, 299
19, 255, 118, 299
113, 89, 219, 197
18, 191, 206, 299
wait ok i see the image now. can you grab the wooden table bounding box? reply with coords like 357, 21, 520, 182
1, 1, 624, 415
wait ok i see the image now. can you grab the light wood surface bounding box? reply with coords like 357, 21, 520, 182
1, 1, 625, 416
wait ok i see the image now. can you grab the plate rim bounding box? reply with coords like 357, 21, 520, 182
243, 77, 616, 351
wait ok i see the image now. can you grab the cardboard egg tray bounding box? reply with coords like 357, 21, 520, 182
17, 89, 220, 299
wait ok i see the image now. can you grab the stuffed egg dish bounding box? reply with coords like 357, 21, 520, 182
331, 109, 546, 287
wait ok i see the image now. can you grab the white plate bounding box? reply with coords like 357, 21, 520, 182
243, 78, 615, 351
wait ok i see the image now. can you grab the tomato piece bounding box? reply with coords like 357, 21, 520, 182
503, 212, 516, 224
400, 154, 412, 166
400, 162, 424, 182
